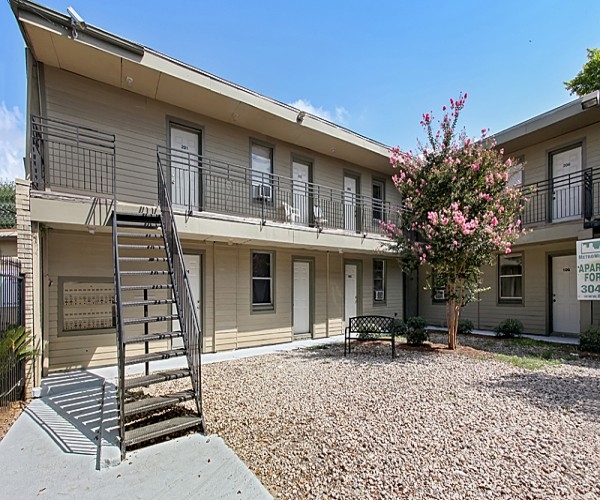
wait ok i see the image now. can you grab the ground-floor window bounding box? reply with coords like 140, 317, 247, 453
252, 251, 274, 310
498, 253, 523, 303
373, 259, 385, 303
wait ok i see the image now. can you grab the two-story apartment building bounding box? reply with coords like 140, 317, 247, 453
11, 0, 406, 382
418, 93, 600, 337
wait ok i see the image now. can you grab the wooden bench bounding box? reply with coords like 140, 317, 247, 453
344, 315, 396, 358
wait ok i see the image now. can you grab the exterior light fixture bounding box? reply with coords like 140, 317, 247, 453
296, 111, 306, 123
581, 90, 599, 110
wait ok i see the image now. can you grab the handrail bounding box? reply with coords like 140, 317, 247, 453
156, 149, 204, 429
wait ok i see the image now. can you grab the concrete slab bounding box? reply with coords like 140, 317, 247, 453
0, 396, 271, 499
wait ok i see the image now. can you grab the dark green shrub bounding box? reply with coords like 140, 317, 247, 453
405, 316, 429, 346
494, 319, 524, 338
392, 319, 407, 336
457, 319, 474, 335
580, 325, 600, 353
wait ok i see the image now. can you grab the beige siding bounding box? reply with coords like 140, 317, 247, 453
0, 237, 17, 256
43, 67, 396, 215
418, 240, 577, 335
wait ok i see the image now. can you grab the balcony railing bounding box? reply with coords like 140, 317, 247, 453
157, 146, 401, 236
522, 167, 600, 226
31, 115, 116, 195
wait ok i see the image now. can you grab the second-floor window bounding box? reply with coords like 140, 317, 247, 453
251, 142, 273, 200
372, 179, 385, 220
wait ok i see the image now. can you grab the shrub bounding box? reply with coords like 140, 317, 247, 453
392, 319, 407, 337
494, 318, 524, 338
405, 316, 429, 346
457, 319, 474, 335
580, 325, 600, 353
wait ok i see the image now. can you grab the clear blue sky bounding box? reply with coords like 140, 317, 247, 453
1, 0, 600, 179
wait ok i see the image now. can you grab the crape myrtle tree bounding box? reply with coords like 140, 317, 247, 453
383, 94, 527, 350
564, 48, 600, 96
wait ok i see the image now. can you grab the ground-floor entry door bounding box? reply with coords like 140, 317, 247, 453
552, 255, 579, 334
170, 124, 201, 212
344, 264, 358, 326
172, 254, 202, 349
293, 261, 311, 337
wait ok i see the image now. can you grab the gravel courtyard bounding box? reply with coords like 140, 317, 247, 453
161, 336, 600, 498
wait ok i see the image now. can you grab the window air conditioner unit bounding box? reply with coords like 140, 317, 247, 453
434, 289, 446, 301
253, 183, 272, 200
375, 290, 385, 301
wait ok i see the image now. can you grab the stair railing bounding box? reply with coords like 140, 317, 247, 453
156, 150, 205, 430
111, 154, 126, 456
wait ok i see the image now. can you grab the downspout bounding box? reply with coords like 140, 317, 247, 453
326, 252, 330, 338
212, 242, 216, 353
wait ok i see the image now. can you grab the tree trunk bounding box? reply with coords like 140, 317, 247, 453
446, 297, 459, 350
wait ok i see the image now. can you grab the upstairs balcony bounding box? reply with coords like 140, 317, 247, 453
29, 116, 400, 237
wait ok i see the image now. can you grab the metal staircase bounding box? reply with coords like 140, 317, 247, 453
112, 161, 205, 457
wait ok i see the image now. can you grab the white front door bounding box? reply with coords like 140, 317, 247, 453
293, 261, 310, 336
344, 176, 357, 231
170, 125, 201, 212
292, 160, 310, 226
344, 264, 358, 326
172, 254, 202, 349
552, 255, 579, 334
552, 146, 582, 221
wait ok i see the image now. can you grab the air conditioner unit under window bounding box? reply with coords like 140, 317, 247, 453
434, 289, 446, 301
374, 290, 385, 301
253, 183, 272, 200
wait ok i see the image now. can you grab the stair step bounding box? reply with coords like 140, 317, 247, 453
125, 369, 191, 390
123, 315, 178, 326
123, 331, 182, 345
120, 270, 172, 276
119, 257, 169, 263
121, 284, 173, 292
122, 299, 175, 307
118, 244, 166, 250
117, 221, 160, 229
124, 349, 187, 366
118, 232, 163, 239
123, 416, 202, 447
124, 390, 195, 418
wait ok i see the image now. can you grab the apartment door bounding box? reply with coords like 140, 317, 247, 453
172, 254, 202, 349
344, 176, 358, 231
293, 261, 311, 337
552, 145, 581, 221
344, 263, 358, 326
170, 124, 201, 212
552, 255, 579, 334
292, 159, 311, 225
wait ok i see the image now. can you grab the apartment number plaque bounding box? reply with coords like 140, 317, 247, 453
60, 278, 115, 333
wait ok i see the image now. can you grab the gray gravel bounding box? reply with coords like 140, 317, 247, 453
147, 339, 600, 499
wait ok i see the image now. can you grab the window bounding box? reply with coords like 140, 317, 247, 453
373, 259, 385, 303
251, 142, 273, 199
252, 252, 273, 309
508, 157, 523, 187
431, 272, 447, 304
372, 179, 385, 220
498, 253, 523, 303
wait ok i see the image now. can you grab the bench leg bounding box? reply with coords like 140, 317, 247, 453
392, 334, 396, 359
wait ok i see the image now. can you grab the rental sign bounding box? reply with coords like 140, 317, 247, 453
577, 238, 600, 300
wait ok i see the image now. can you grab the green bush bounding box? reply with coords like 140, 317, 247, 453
580, 325, 600, 353
0, 326, 38, 373
494, 319, 524, 338
457, 319, 474, 335
392, 319, 407, 336
405, 316, 429, 346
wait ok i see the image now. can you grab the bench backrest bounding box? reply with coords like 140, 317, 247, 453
348, 315, 394, 334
